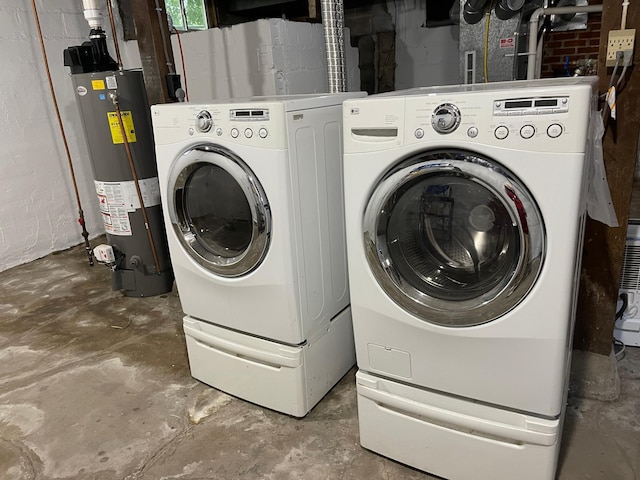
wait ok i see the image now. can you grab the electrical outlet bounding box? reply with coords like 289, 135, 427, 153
606, 29, 635, 67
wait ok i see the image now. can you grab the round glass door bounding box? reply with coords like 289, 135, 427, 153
171, 145, 271, 277
364, 149, 545, 327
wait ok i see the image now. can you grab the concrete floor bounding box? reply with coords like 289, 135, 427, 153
1, 243, 639, 480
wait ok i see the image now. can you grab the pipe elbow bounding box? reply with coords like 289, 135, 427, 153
463, 0, 490, 25
495, 0, 526, 20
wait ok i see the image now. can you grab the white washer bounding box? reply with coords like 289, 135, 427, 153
152, 93, 364, 417
342, 78, 596, 479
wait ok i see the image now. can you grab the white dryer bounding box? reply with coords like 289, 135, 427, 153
152, 93, 364, 417
342, 78, 596, 479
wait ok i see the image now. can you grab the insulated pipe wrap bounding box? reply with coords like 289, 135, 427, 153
321, 0, 347, 93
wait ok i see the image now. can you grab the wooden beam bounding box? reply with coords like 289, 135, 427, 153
130, 0, 175, 105
574, 0, 640, 354
117, 0, 136, 41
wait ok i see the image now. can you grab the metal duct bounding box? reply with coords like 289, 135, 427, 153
321, 0, 346, 93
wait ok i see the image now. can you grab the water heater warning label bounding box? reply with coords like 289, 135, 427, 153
94, 178, 161, 236
107, 111, 137, 144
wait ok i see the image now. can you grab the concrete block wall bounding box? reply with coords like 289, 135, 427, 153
345, 4, 394, 38
344, 1, 459, 92
388, 1, 459, 90
170, 19, 360, 103
0, 0, 139, 273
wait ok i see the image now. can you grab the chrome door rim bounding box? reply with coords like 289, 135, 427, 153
363, 150, 545, 327
170, 144, 271, 277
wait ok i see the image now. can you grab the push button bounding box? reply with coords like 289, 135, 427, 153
414, 128, 424, 139
259, 128, 268, 138
520, 125, 535, 139
244, 128, 253, 139
230, 128, 239, 138
494, 125, 509, 140
547, 123, 563, 138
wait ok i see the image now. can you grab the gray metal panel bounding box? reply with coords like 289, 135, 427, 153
458, 0, 522, 83
71, 70, 157, 181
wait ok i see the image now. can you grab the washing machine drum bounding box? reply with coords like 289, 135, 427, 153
364, 149, 545, 327
170, 145, 271, 278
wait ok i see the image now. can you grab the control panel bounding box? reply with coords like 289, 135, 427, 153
343, 81, 593, 155
151, 103, 287, 149
489, 96, 569, 143
493, 96, 569, 116
189, 108, 273, 142
409, 98, 570, 143
230, 109, 269, 121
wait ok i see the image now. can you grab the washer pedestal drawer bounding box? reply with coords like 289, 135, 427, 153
356, 370, 563, 480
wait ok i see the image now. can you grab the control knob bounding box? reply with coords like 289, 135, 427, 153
195, 110, 213, 133
431, 103, 461, 134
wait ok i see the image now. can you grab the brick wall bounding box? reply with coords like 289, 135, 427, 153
540, 6, 602, 78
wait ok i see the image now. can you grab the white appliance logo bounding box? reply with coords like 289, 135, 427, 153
77, 86, 88, 96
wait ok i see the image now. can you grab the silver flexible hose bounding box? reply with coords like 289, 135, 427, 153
321, 0, 347, 93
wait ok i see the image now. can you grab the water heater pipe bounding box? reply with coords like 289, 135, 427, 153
109, 92, 162, 274
105, 0, 123, 70
321, 0, 347, 93
30, 0, 94, 266
526, 4, 603, 79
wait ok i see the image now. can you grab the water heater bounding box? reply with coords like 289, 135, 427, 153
64, 69, 173, 296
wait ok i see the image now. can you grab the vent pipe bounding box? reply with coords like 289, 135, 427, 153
321, 0, 347, 93
82, 0, 102, 30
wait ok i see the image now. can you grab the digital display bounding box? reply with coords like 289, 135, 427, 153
535, 99, 558, 107
251, 110, 264, 116
235, 111, 250, 117
505, 100, 532, 109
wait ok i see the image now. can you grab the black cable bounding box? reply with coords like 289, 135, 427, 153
616, 293, 628, 321
614, 293, 628, 362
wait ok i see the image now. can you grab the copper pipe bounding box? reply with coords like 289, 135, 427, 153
109, 93, 162, 274
30, 0, 93, 266
106, 0, 123, 69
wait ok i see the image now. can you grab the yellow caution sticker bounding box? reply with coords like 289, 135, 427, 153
107, 111, 137, 144
92, 79, 106, 90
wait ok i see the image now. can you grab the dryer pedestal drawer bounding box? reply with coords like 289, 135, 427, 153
183, 309, 355, 417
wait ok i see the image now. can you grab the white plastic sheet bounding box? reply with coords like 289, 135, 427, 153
586, 111, 618, 227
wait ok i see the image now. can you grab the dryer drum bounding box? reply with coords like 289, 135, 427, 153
363, 150, 545, 327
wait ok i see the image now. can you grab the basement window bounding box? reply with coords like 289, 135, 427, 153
165, 0, 209, 31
